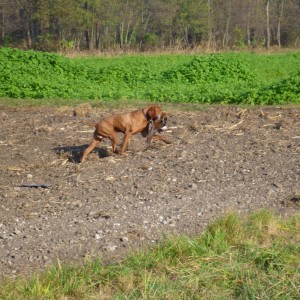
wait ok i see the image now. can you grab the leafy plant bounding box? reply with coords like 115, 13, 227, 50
162, 54, 255, 84
0, 48, 299, 105
240, 72, 300, 105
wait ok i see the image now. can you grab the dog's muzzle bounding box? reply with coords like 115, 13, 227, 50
158, 125, 168, 133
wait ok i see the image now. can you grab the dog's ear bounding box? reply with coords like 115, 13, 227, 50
147, 105, 161, 120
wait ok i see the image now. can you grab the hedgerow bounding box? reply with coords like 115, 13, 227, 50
239, 72, 300, 105
0, 47, 299, 104
162, 54, 255, 84
0, 47, 101, 99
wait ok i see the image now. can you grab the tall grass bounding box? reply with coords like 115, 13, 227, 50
1, 210, 299, 299
0, 48, 300, 105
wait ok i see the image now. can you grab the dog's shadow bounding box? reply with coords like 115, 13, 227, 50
53, 145, 109, 163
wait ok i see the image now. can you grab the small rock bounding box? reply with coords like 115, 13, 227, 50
95, 234, 101, 240
120, 236, 129, 242
178, 150, 187, 159
88, 211, 101, 219
189, 183, 198, 190
38, 126, 53, 133
105, 244, 118, 252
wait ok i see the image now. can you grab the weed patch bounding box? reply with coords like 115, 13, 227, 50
1, 211, 299, 299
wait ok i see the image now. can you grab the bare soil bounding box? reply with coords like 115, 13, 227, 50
0, 105, 299, 277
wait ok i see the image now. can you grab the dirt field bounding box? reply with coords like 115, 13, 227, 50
0, 104, 299, 277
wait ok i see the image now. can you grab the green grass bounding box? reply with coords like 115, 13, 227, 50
1, 210, 299, 299
0, 47, 300, 105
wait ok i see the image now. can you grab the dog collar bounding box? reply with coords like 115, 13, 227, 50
142, 109, 151, 121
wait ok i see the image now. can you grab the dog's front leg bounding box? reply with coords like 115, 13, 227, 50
119, 132, 133, 154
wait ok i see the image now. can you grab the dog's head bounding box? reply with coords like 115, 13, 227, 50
146, 112, 168, 145
146, 105, 162, 121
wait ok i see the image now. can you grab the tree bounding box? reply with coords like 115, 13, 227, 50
173, 0, 208, 48
0, 0, 18, 44
1, 0, 300, 51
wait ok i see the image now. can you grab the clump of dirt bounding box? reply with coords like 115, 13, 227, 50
0, 105, 299, 277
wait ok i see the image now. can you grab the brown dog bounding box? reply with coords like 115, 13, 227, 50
81, 105, 162, 162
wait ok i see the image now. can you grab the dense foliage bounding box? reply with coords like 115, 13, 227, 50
0, 48, 299, 104
242, 72, 300, 104
2, 0, 300, 51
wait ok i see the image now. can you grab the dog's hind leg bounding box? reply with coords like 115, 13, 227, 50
81, 137, 101, 163
109, 132, 118, 153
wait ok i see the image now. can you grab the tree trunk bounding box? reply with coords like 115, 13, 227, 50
277, 0, 284, 47
119, 22, 124, 47
95, 25, 100, 49
247, 11, 251, 47
266, 0, 270, 48
1, 3, 4, 41
223, 17, 231, 48
207, 0, 214, 50
223, 1, 232, 48
24, 8, 32, 49
85, 30, 90, 49
26, 26, 32, 48
125, 19, 131, 46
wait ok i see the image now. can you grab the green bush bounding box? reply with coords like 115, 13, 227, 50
0, 47, 299, 105
162, 54, 255, 84
240, 72, 300, 105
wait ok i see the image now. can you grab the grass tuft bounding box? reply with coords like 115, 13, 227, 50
1, 210, 299, 299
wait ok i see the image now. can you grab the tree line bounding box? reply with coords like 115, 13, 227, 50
1, 0, 300, 52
